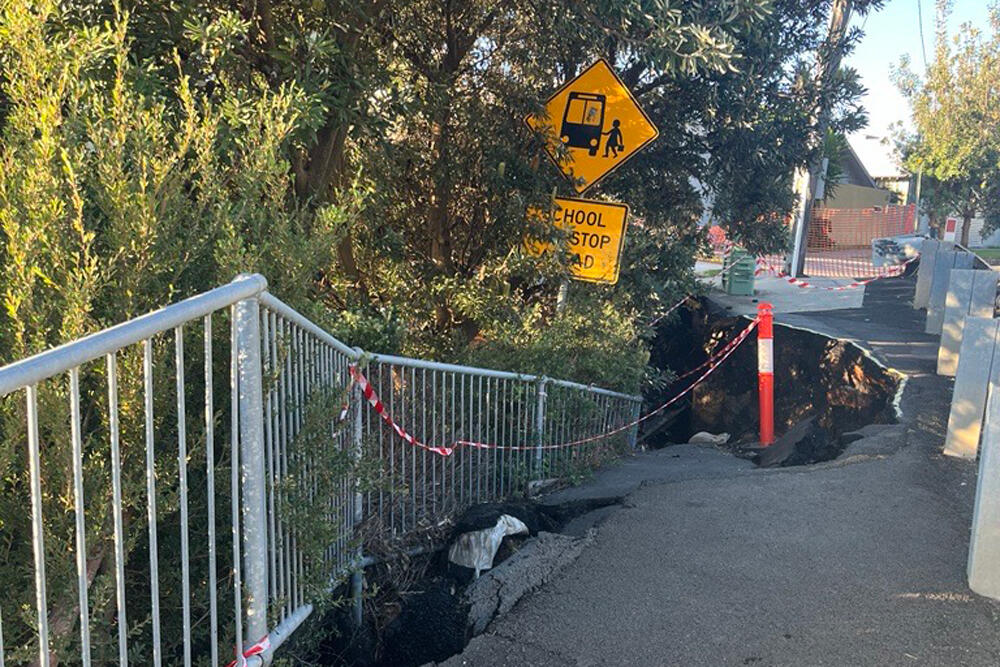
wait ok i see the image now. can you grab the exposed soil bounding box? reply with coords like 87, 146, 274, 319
311, 498, 621, 666
646, 299, 900, 464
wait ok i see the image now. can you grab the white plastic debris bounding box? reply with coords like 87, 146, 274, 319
688, 431, 730, 445
448, 514, 529, 577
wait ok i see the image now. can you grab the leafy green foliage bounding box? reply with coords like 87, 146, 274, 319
895, 1, 1000, 243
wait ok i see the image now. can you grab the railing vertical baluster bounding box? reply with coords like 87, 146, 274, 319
501, 379, 508, 497
203, 315, 219, 667
487, 377, 494, 500
389, 364, 397, 533
235, 294, 269, 646
410, 366, 417, 528
143, 339, 162, 667
26, 384, 50, 667
535, 378, 548, 480
294, 324, 302, 608
375, 363, 384, 531
464, 374, 470, 505
421, 367, 428, 519
105, 355, 129, 657
262, 311, 278, 611
174, 327, 192, 667
351, 379, 364, 627
279, 317, 291, 616
229, 307, 245, 662
477, 375, 483, 502
68, 368, 92, 666
630, 399, 642, 448
431, 369, 437, 514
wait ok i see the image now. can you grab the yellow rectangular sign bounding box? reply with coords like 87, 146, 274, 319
524, 197, 629, 285
525, 59, 659, 194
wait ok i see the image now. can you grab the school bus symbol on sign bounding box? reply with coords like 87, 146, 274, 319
525, 197, 629, 285
525, 59, 659, 194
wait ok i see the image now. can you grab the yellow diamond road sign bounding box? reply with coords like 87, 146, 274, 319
524, 197, 629, 285
525, 59, 659, 194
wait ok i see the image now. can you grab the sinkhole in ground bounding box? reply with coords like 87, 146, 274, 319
310, 498, 619, 667
645, 298, 900, 465
300, 299, 902, 666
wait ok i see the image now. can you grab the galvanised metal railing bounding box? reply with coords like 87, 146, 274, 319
0, 274, 642, 666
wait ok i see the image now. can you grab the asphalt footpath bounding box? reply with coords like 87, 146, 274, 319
440, 273, 1000, 667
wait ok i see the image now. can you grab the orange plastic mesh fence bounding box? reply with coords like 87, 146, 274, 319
803, 204, 916, 277
707, 204, 916, 278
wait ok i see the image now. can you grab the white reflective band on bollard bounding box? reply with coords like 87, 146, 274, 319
757, 338, 774, 374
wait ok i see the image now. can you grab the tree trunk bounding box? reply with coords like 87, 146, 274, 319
428, 104, 455, 275
294, 112, 367, 300
962, 210, 973, 247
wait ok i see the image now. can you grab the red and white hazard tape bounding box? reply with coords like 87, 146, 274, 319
753, 254, 918, 290
349, 318, 758, 456
671, 321, 758, 383
226, 635, 271, 667
349, 365, 455, 456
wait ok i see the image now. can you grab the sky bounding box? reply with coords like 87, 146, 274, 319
844, 0, 990, 177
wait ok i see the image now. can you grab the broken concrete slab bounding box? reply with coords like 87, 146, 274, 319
526, 478, 560, 498
559, 505, 619, 538
756, 417, 818, 468
434, 631, 575, 667
463, 531, 593, 636
841, 424, 907, 458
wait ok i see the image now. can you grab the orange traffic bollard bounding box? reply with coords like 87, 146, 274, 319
757, 302, 775, 446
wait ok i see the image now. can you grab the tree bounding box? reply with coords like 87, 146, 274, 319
895, 0, 1000, 245
668, 0, 881, 256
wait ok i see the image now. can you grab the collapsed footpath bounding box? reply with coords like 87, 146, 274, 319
439, 270, 1000, 667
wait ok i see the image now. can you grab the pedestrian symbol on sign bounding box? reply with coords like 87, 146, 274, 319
602, 119, 623, 158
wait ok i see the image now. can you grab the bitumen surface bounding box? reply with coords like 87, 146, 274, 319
439, 274, 1000, 666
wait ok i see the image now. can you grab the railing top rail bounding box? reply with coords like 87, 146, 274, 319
258, 292, 358, 358
0, 274, 268, 396
361, 353, 641, 402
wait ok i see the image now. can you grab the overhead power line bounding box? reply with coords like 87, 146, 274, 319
917, 0, 929, 70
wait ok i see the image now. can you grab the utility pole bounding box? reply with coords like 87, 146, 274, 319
789, 0, 854, 277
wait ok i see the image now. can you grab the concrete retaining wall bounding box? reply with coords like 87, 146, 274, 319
914, 239, 942, 309
926, 250, 976, 334
968, 336, 1000, 599
937, 270, 998, 376
944, 318, 1000, 459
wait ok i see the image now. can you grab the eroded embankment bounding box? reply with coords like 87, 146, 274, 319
308, 498, 619, 666
646, 299, 900, 464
